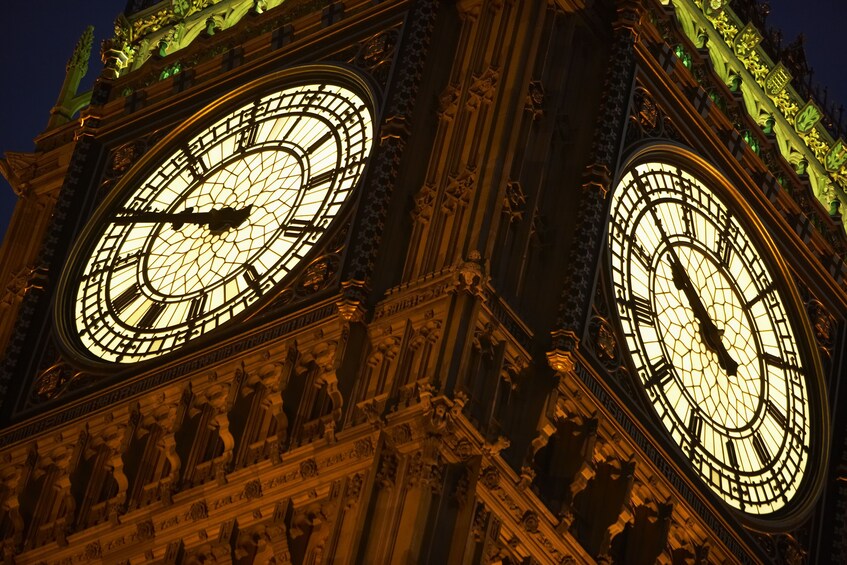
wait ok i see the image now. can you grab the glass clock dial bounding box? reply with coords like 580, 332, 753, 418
607, 160, 811, 515
61, 76, 374, 364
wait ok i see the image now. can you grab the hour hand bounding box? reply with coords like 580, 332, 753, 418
668, 253, 739, 376
113, 205, 253, 234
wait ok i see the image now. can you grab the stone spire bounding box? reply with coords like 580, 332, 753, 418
47, 25, 94, 129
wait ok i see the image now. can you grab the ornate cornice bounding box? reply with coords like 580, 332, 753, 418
668, 0, 847, 233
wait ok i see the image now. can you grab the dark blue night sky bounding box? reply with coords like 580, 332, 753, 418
0, 0, 845, 240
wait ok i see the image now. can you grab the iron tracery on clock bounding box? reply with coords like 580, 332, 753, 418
55, 65, 377, 366
606, 145, 829, 526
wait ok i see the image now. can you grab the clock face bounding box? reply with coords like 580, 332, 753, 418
607, 160, 813, 515
59, 75, 374, 364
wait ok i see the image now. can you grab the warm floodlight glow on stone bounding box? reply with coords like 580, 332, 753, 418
607, 161, 810, 515
70, 81, 373, 363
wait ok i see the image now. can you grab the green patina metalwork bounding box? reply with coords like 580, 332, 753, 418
159, 63, 182, 81
742, 130, 760, 155
674, 44, 693, 69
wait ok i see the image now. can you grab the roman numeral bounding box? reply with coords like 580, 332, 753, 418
82, 251, 141, 282
687, 411, 703, 442
761, 351, 803, 374
283, 219, 325, 237
752, 433, 772, 465
239, 123, 259, 151
138, 302, 166, 329
631, 240, 651, 266
726, 440, 738, 468
243, 264, 263, 295
183, 147, 208, 179
717, 211, 734, 265
187, 295, 206, 324
717, 237, 732, 266
646, 359, 673, 389
630, 295, 654, 326
766, 400, 787, 428
305, 169, 336, 190
112, 283, 141, 314
682, 205, 696, 237
306, 130, 334, 154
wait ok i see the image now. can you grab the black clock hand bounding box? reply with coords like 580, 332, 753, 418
637, 191, 739, 377
113, 205, 253, 234
667, 252, 739, 376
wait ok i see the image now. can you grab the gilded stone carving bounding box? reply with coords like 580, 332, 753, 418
295, 254, 340, 294
806, 299, 835, 358
520, 510, 539, 533
188, 500, 208, 521
299, 458, 318, 479
442, 169, 476, 214
438, 83, 461, 122
480, 466, 501, 489
376, 451, 398, 488
466, 67, 499, 111
353, 438, 374, 458
524, 80, 545, 120
412, 183, 437, 224
502, 181, 527, 224
244, 479, 263, 500
136, 519, 155, 541
2, 266, 43, 308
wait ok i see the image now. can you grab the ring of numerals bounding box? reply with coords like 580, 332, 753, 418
63, 77, 374, 363
608, 160, 811, 515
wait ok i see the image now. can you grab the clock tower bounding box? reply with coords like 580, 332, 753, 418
0, 0, 845, 563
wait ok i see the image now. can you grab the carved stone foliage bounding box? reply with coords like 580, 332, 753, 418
623, 84, 680, 149
99, 129, 169, 195
27, 339, 99, 407
412, 183, 437, 224
438, 83, 461, 122
1, 265, 47, 309
750, 531, 808, 565
263, 220, 349, 314
336, 27, 401, 91
502, 180, 527, 224
454, 250, 486, 296
585, 284, 635, 399
442, 169, 477, 215
805, 298, 836, 359
466, 67, 499, 111
524, 80, 545, 120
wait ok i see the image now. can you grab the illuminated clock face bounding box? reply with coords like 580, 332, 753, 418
607, 161, 811, 515
61, 78, 373, 363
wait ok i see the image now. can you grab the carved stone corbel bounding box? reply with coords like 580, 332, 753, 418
453, 250, 487, 296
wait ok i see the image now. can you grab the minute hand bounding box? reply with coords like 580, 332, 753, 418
668, 252, 739, 376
